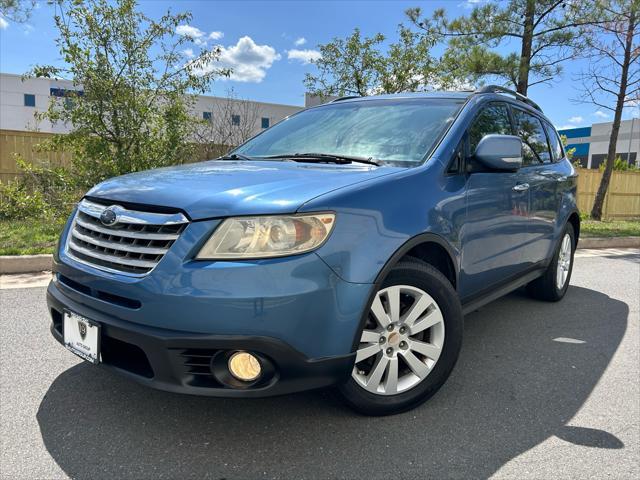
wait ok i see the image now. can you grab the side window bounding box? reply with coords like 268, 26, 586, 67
544, 122, 564, 161
513, 109, 552, 165
468, 103, 512, 153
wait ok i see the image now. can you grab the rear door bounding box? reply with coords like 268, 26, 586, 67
461, 103, 531, 299
512, 108, 562, 264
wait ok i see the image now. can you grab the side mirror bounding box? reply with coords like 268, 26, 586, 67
474, 134, 523, 171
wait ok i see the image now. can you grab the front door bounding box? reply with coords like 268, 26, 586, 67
459, 102, 531, 300
461, 171, 531, 298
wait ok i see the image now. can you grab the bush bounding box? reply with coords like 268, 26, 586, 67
0, 157, 79, 221
599, 157, 640, 172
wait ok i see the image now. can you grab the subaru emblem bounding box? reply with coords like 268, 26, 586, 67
100, 207, 118, 226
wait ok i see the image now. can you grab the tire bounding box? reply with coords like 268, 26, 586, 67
527, 223, 576, 302
339, 259, 463, 416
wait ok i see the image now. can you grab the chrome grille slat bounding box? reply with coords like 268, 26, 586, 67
75, 216, 181, 240
71, 229, 169, 255
78, 199, 188, 225
68, 239, 159, 268
65, 199, 188, 276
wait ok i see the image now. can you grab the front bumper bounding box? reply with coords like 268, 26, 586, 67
48, 280, 356, 397
48, 214, 373, 397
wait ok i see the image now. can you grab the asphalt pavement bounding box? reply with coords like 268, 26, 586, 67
0, 249, 638, 479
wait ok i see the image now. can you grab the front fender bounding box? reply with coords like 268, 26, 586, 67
300, 163, 466, 284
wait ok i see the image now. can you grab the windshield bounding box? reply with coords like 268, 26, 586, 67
234, 98, 464, 165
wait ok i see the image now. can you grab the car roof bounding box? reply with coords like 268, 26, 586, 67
331, 91, 474, 103
327, 90, 555, 127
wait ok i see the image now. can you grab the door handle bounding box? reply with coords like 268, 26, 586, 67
513, 183, 530, 192
556, 175, 568, 182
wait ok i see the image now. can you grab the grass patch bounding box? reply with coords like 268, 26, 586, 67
581, 219, 640, 238
0, 218, 67, 255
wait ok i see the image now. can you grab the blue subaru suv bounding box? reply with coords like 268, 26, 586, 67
47, 86, 579, 415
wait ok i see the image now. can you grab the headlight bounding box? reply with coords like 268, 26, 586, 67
196, 213, 336, 259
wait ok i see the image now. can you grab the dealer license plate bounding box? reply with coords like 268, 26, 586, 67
63, 311, 100, 364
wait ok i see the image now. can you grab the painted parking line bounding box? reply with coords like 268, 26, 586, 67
0, 271, 52, 290
575, 248, 639, 258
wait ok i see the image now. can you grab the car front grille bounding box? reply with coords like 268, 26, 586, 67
65, 199, 188, 276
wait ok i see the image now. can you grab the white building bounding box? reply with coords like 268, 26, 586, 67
559, 119, 640, 169
0, 72, 303, 136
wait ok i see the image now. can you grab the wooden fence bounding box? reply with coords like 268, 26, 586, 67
0, 129, 229, 183
575, 168, 640, 220
1, 129, 639, 220
0, 130, 72, 183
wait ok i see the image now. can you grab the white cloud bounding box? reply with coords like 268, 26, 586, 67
294, 37, 306, 46
567, 115, 583, 124
0, 16, 8, 30
593, 110, 610, 119
460, 0, 487, 8
192, 36, 280, 83
287, 48, 321, 65
175, 25, 211, 47
209, 31, 223, 40
176, 24, 206, 38
182, 48, 195, 59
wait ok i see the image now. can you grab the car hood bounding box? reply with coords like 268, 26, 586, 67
86, 160, 404, 220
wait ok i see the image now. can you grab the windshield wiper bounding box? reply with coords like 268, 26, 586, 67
262, 152, 382, 167
217, 153, 256, 161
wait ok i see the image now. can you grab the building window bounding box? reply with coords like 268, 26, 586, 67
49, 87, 84, 98
24, 94, 36, 107
261, 117, 270, 129
231, 114, 240, 126
203, 111, 212, 121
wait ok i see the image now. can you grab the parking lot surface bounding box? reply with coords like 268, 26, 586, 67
1, 249, 638, 479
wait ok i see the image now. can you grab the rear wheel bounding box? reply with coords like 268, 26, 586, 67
527, 223, 575, 302
339, 260, 463, 416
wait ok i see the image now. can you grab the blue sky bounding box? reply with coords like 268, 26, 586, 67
1, 0, 638, 129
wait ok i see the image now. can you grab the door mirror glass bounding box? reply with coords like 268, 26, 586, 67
474, 134, 523, 171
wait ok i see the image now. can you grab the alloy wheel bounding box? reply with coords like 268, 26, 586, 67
556, 233, 572, 290
352, 285, 445, 396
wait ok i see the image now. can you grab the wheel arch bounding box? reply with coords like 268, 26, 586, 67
567, 210, 581, 248
350, 233, 459, 352
373, 233, 459, 289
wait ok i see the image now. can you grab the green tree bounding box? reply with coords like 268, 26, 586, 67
304, 25, 438, 98
28, 0, 228, 187
576, 0, 639, 219
407, 0, 598, 95
0, 0, 36, 23
559, 134, 576, 161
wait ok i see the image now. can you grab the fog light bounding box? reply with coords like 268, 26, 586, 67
228, 352, 261, 382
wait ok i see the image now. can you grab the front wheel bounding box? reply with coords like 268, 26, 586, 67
527, 223, 576, 302
339, 260, 463, 416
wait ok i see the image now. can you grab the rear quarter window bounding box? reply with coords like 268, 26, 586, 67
544, 122, 564, 161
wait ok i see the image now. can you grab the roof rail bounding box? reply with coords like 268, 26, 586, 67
331, 95, 361, 103
475, 85, 542, 112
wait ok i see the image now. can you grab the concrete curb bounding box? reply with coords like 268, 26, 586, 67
0, 237, 638, 274
0, 254, 52, 274
579, 236, 640, 249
